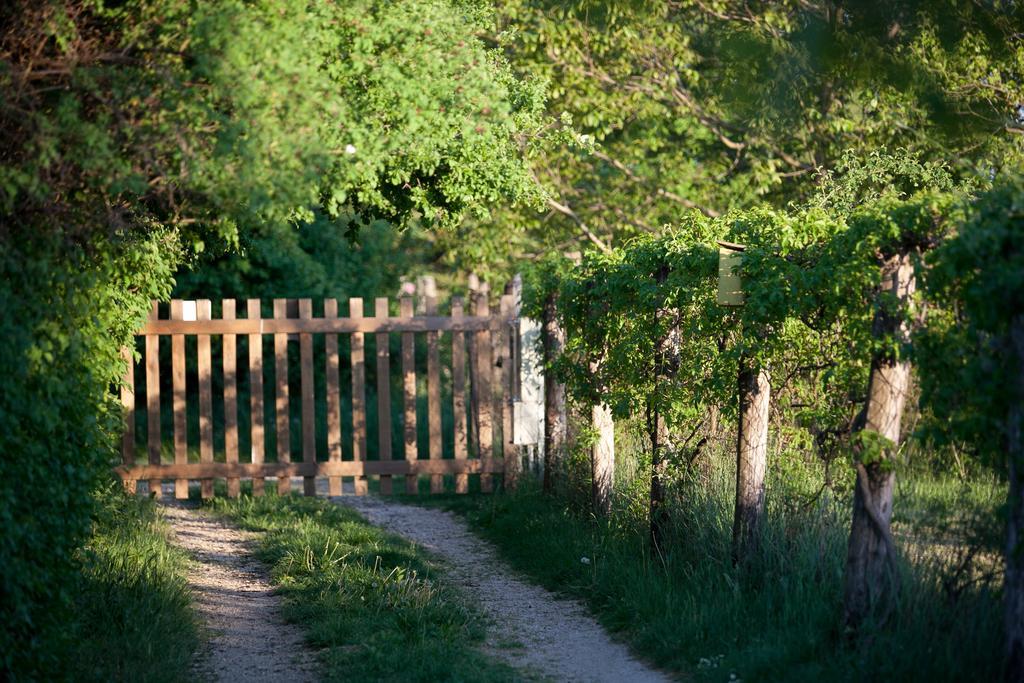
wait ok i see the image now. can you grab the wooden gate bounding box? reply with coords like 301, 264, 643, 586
116, 287, 519, 498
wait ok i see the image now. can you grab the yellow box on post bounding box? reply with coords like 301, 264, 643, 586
716, 241, 745, 307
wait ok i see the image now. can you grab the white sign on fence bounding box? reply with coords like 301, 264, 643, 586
513, 316, 544, 449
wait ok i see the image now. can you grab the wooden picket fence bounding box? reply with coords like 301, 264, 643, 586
117, 286, 519, 498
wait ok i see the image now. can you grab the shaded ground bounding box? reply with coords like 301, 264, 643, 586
160, 500, 318, 683
336, 494, 673, 683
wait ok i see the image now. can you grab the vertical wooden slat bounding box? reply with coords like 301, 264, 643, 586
324, 299, 343, 496
451, 297, 468, 494
197, 300, 214, 499
247, 299, 265, 496
467, 276, 481, 459
375, 297, 393, 495
145, 302, 162, 498
475, 289, 494, 492
274, 299, 291, 495
223, 300, 240, 498
350, 298, 368, 495
500, 293, 519, 490
120, 346, 136, 494
299, 299, 316, 496
400, 295, 418, 494
171, 301, 188, 500
425, 294, 443, 494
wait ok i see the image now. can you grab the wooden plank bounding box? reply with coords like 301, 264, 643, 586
425, 294, 443, 494
197, 299, 214, 499
299, 299, 316, 496
451, 297, 468, 494
171, 300, 189, 500
475, 289, 494, 492
120, 346, 136, 494
324, 299, 343, 496
145, 302, 162, 498
400, 296, 418, 494
247, 299, 265, 496
223, 300, 240, 498
140, 315, 497, 336
467, 280, 481, 462
350, 298, 368, 495
500, 293, 519, 490
273, 299, 291, 495
375, 297, 393, 495
117, 457, 507, 480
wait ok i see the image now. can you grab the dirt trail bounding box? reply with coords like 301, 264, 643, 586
336, 495, 673, 683
160, 501, 318, 683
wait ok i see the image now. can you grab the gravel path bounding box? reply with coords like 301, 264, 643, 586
160, 501, 318, 683
336, 495, 673, 683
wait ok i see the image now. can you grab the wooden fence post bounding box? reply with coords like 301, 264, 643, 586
247, 299, 265, 497
843, 252, 914, 628
120, 346, 136, 494
501, 289, 519, 490
592, 394, 614, 516
145, 301, 162, 498
223, 299, 240, 498
732, 359, 770, 562
542, 288, 567, 494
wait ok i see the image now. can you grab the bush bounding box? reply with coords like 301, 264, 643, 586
0, 228, 177, 678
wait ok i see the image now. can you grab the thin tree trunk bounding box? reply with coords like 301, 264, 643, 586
542, 291, 567, 494
732, 360, 770, 562
1005, 314, 1024, 682
649, 401, 670, 555
843, 252, 915, 630
592, 400, 614, 516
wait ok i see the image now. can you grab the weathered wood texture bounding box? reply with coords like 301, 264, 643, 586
273, 299, 291, 495
592, 401, 614, 517
843, 253, 915, 629
247, 299, 265, 496
145, 302, 161, 498
223, 300, 240, 498
451, 297, 468, 494
120, 346, 136, 493
376, 297, 393, 495
732, 361, 770, 561
541, 290, 567, 495
118, 293, 513, 497
350, 298, 368, 495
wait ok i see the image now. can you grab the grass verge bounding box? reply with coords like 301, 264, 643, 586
208, 492, 521, 682
48, 481, 199, 682
423, 468, 1004, 683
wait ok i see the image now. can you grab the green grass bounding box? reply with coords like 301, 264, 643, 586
420, 454, 1005, 683
207, 492, 523, 682
43, 482, 200, 682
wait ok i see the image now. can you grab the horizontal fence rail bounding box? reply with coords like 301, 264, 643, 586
117, 290, 519, 499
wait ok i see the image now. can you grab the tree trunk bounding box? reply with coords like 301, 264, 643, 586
843, 252, 915, 630
1005, 314, 1024, 682
542, 291, 567, 494
649, 401, 670, 554
592, 400, 614, 516
732, 360, 770, 562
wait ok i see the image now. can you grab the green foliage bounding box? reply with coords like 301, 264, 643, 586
173, 215, 432, 301
918, 173, 1024, 465
0, 228, 178, 677
529, 154, 965, 480
1, 0, 549, 672
445, 0, 1023, 274
211, 493, 519, 682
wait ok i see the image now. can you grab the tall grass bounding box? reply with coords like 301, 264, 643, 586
432, 433, 1005, 682
33, 482, 200, 682
209, 493, 522, 682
